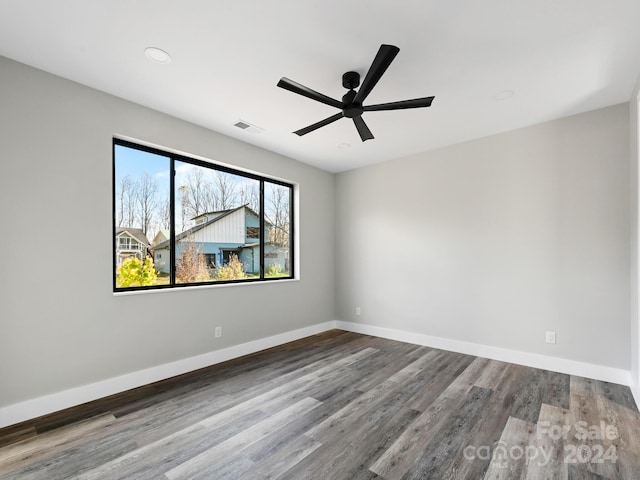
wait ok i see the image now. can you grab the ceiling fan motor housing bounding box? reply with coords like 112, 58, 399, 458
342, 71, 360, 90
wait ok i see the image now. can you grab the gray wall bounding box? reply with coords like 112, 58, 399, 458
336, 104, 630, 369
0, 56, 336, 407
631, 75, 640, 387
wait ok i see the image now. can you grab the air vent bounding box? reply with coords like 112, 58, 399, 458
233, 120, 264, 134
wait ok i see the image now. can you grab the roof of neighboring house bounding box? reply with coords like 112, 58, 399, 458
155, 205, 245, 249
192, 205, 264, 222
116, 227, 150, 246
152, 229, 170, 246
155, 204, 275, 250
193, 210, 234, 222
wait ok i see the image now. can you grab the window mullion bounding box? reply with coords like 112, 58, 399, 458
170, 156, 176, 286
260, 180, 265, 280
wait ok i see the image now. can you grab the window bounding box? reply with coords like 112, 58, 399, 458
118, 237, 139, 250
203, 253, 216, 268
246, 226, 260, 239
113, 139, 294, 291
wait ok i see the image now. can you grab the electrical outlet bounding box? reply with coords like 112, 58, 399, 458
545, 331, 556, 344
356, 307, 361, 316
215, 326, 222, 338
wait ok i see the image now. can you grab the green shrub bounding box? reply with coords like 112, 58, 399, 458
117, 256, 157, 287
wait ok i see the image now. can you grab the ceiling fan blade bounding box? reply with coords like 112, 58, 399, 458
353, 116, 374, 142
278, 77, 343, 109
294, 112, 344, 136
353, 44, 400, 104
364, 96, 435, 112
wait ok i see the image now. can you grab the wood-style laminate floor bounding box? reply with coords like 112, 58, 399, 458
1, 330, 639, 479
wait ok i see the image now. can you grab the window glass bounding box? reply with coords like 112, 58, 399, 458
264, 182, 292, 278
114, 145, 170, 288
113, 139, 293, 291
174, 161, 260, 284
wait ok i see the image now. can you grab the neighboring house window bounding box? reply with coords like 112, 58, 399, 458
246, 227, 260, 239
113, 139, 294, 291
203, 254, 216, 268
118, 237, 138, 250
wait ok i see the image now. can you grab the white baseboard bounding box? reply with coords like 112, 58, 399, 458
631, 375, 640, 411
0, 321, 336, 429
2, 320, 636, 429
335, 321, 633, 387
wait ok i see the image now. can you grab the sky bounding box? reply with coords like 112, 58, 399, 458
115, 143, 259, 199
114, 143, 265, 240
114, 144, 170, 188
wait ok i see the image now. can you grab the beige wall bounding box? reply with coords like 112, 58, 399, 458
336, 104, 630, 369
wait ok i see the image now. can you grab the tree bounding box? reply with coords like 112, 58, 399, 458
159, 198, 171, 231
137, 172, 158, 235
182, 167, 208, 219
178, 185, 190, 232
117, 175, 137, 228
239, 182, 260, 213
265, 184, 290, 248
179, 168, 244, 229
212, 171, 239, 211
176, 239, 211, 283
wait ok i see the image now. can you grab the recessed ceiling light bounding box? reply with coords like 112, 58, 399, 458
338, 143, 351, 149
144, 47, 171, 64
494, 90, 515, 101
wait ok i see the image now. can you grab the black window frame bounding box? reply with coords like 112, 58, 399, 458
112, 138, 295, 292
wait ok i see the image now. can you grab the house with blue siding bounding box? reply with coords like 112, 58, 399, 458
153, 205, 286, 275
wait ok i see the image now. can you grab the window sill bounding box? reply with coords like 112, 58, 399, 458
113, 277, 299, 296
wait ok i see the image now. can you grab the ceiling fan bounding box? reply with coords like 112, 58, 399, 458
277, 44, 434, 142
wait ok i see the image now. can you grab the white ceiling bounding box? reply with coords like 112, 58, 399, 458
1, 1, 640, 173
